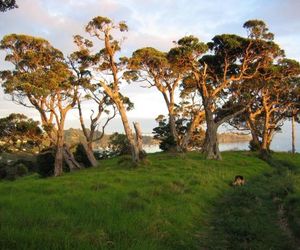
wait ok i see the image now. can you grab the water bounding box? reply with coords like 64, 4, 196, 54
143, 135, 299, 153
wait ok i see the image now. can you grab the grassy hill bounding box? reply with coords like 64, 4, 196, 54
0, 152, 299, 249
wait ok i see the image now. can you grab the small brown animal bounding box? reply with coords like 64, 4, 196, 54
232, 175, 245, 186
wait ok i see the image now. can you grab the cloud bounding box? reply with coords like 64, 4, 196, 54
0, 0, 299, 134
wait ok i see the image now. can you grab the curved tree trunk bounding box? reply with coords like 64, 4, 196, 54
181, 110, 204, 151
117, 101, 140, 163
86, 142, 98, 167
63, 144, 84, 170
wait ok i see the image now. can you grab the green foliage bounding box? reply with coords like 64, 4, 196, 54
0, 161, 28, 181
243, 19, 274, 40
153, 116, 176, 151
0, 34, 71, 98
36, 147, 70, 177
74, 143, 91, 167
0, 113, 44, 153
168, 35, 208, 68
0, 0, 17, 12
108, 132, 131, 156
153, 115, 204, 151
36, 148, 56, 177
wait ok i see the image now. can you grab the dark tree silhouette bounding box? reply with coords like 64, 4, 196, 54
0, 0, 17, 12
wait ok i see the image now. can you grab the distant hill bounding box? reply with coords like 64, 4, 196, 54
64, 128, 155, 149
64, 128, 250, 149
218, 132, 251, 143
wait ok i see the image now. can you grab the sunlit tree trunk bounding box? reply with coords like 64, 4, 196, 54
117, 101, 140, 163
202, 105, 222, 160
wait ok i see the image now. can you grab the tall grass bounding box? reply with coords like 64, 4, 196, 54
0, 152, 299, 249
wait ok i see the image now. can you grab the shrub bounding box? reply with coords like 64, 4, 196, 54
0, 161, 29, 180
5, 165, 18, 180
37, 147, 70, 177
74, 143, 91, 167
108, 133, 131, 156
37, 148, 56, 177
14, 159, 37, 172
15, 163, 28, 176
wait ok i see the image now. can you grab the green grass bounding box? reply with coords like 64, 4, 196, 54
0, 151, 299, 249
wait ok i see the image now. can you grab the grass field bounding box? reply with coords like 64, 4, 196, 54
0, 151, 299, 249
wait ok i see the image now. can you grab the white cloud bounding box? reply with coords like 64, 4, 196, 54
0, 0, 299, 134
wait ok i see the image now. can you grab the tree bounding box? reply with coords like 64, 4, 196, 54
232, 59, 300, 153
108, 132, 131, 156
127, 47, 182, 151
0, 0, 17, 12
0, 34, 82, 176
128, 47, 205, 152
0, 113, 44, 153
79, 16, 144, 164
169, 20, 280, 159
70, 35, 117, 167
153, 112, 205, 152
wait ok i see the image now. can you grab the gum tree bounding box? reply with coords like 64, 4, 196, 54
128, 46, 205, 152
0, 34, 82, 176
70, 35, 117, 166
169, 21, 280, 160
78, 16, 144, 164
231, 59, 300, 153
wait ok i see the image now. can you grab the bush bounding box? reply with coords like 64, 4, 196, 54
0, 161, 7, 178
74, 143, 91, 167
5, 165, 18, 181
37, 147, 70, 177
16, 163, 28, 176
108, 133, 131, 156
37, 148, 56, 177
0, 161, 29, 180
14, 159, 37, 172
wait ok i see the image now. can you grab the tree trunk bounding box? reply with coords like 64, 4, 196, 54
117, 101, 140, 163
133, 122, 146, 160
169, 112, 184, 152
63, 144, 83, 171
261, 112, 270, 152
202, 123, 221, 160
54, 130, 64, 176
292, 114, 296, 154
202, 105, 221, 160
181, 110, 204, 151
84, 142, 98, 167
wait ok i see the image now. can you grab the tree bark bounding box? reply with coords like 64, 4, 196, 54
63, 144, 83, 170
202, 123, 221, 160
202, 106, 221, 160
133, 122, 146, 160
54, 130, 64, 176
181, 110, 205, 151
292, 114, 296, 154
117, 101, 140, 163
261, 111, 270, 151
85, 142, 98, 167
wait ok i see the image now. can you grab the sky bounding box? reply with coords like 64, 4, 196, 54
0, 0, 299, 146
